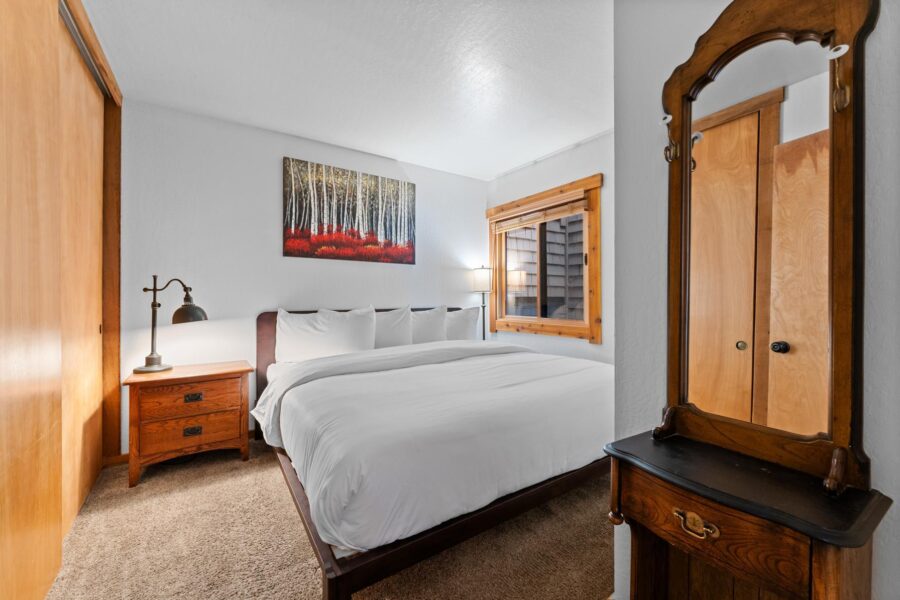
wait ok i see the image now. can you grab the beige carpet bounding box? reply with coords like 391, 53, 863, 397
48, 442, 613, 600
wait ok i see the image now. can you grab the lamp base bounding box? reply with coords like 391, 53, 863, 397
133, 363, 173, 374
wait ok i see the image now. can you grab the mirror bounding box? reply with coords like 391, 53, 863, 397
686, 41, 833, 437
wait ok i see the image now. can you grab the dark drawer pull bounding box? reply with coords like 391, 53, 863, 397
183, 425, 203, 437
184, 392, 204, 403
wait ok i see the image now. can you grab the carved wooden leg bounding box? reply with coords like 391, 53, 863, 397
609, 458, 624, 524
322, 574, 351, 600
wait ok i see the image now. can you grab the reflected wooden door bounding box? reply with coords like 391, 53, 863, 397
58, 16, 105, 532
766, 130, 831, 435
688, 113, 759, 421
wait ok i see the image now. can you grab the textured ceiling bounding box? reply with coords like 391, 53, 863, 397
83, 0, 613, 180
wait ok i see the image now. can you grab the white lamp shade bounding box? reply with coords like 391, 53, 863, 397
507, 269, 527, 288
471, 266, 492, 292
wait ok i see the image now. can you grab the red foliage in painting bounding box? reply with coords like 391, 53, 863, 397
283, 228, 414, 264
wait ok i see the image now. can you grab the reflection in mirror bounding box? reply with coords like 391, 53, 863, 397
687, 41, 832, 437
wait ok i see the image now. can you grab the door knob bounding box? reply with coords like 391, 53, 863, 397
770, 341, 791, 354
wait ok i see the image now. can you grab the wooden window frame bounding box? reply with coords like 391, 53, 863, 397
486, 174, 603, 343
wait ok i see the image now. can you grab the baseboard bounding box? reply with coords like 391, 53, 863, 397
102, 453, 128, 466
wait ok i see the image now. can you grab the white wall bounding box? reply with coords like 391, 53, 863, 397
485, 132, 615, 363
613, 1, 899, 598
120, 101, 489, 449
862, 2, 900, 596
701, 70, 830, 144
690, 40, 830, 143
692, 40, 828, 119
782, 72, 829, 143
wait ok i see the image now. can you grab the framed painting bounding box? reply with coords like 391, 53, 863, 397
283, 157, 415, 264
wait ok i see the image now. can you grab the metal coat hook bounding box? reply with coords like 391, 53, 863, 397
828, 44, 850, 112
690, 131, 703, 172
662, 114, 679, 163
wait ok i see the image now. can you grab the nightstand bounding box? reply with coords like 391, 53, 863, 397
124, 361, 253, 487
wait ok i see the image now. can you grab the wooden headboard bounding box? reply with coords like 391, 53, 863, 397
255, 308, 461, 399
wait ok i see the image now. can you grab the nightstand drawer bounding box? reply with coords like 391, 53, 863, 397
139, 377, 241, 421
620, 465, 810, 596
140, 410, 240, 456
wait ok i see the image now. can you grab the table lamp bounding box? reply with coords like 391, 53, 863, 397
134, 274, 208, 373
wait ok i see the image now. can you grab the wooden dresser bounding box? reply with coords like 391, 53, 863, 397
124, 361, 253, 486
605, 1, 892, 596
607, 434, 891, 599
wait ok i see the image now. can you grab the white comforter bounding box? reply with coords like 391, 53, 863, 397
252, 341, 614, 553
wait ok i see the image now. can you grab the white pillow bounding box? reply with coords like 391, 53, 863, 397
275, 306, 375, 362
446, 307, 480, 341
411, 306, 447, 344
375, 307, 413, 348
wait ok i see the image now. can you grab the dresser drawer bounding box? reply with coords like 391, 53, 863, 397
140, 410, 240, 456
620, 465, 810, 596
139, 377, 241, 421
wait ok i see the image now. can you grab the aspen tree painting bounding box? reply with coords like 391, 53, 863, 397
282, 157, 416, 264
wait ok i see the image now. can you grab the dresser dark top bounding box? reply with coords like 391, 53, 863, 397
605, 432, 892, 547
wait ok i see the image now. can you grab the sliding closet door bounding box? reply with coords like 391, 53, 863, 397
687, 113, 759, 420
58, 16, 105, 531
766, 130, 831, 435
0, 0, 63, 597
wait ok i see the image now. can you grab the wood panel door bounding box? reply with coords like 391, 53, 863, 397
0, 0, 63, 597
58, 16, 105, 532
687, 113, 759, 420
766, 130, 831, 436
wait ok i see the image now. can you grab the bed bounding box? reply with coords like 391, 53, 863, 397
254, 309, 614, 599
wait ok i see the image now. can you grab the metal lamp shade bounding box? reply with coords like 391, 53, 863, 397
172, 301, 208, 324
135, 275, 208, 374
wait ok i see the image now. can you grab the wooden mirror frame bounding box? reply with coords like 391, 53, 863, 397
655, 0, 879, 492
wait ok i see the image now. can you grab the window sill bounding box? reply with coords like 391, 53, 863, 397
494, 317, 600, 344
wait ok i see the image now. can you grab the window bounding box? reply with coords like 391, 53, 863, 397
487, 175, 602, 343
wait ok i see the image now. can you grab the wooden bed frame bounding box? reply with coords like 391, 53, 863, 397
256, 309, 611, 600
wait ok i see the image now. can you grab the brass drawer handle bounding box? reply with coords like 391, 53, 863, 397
183, 425, 203, 437
184, 392, 203, 403
673, 508, 720, 540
